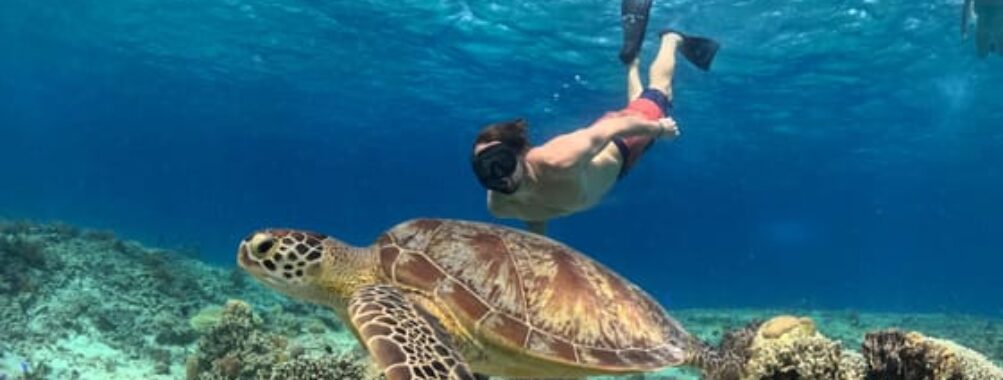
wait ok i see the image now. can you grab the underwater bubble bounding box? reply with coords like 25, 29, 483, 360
846, 8, 869, 19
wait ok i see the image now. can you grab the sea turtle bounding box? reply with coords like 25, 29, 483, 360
237, 218, 708, 379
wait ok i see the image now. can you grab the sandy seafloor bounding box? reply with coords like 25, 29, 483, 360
0, 220, 999, 379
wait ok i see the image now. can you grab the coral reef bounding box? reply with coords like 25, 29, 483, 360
692, 318, 760, 380
0, 220, 999, 380
746, 314, 862, 380
189, 305, 226, 333
0, 220, 284, 379
696, 315, 863, 380
185, 299, 377, 380
0, 228, 55, 308
186, 299, 286, 380
0, 222, 221, 376
741, 315, 864, 380
758, 315, 815, 339
692, 315, 1003, 380
862, 330, 1003, 380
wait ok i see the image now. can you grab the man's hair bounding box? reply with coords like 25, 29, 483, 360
473, 118, 530, 153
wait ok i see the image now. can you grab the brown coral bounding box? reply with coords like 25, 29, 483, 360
187, 300, 284, 380
694, 319, 762, 380
862, 330, 1003, 380
742, 315, 864, 380
758, 315, 816, 339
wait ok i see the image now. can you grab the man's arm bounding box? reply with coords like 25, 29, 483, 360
531, 115, 677, 170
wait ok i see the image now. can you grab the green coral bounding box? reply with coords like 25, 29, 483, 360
189, 305, 225, 333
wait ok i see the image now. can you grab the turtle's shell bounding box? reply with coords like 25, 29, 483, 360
374, 218, 691, 374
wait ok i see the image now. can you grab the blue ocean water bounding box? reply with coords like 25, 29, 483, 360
0, 0, 1000, 315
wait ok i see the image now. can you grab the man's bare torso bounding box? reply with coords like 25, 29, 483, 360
487, 143, 625, 221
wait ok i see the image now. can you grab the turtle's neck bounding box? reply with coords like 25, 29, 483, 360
304, 239, 380, 309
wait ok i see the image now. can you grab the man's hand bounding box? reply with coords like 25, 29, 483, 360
657, 117, 680, 140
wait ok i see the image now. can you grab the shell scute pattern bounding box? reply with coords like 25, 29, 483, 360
435, 228, 528, 318
491, 224, 674, 346
378, 219, 689, 370
387, 219, 444, 252
394, 251, 446, 291
438, 280, 492, 322
479, 312, 530, 348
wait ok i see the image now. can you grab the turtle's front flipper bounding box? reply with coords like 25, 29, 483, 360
349, 285, 476, 380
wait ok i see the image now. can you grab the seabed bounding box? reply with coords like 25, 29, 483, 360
0, 220, 999, 379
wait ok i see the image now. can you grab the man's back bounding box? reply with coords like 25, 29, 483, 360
487, 141, 625, 222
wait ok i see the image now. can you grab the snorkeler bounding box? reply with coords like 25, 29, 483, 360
963, 0, 1003, 58
470, 0, 719, 235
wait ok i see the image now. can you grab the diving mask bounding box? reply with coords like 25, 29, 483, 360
471, 143, 525, 194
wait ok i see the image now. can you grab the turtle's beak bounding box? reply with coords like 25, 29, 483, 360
238, 232, 280, 269
238, 243, 257, 269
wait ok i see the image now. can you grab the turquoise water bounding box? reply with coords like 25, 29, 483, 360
1, 0, 1001, 315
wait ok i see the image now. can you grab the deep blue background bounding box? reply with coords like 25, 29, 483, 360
1, 0, 1000, 314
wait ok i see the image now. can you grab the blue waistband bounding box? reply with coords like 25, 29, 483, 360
639, 88, 672, 114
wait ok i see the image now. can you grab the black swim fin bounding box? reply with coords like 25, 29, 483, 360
619, 0, 653, 64
662, 29, 720, 71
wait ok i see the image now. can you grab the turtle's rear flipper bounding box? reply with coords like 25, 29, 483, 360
349, 285, 476, 380
661, 29, 721, 71
619, 0, 653, 64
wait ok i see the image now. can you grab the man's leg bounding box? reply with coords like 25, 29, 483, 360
974, 2, 1003, 57
626, 58, 644, 102
990, 4, 1003, 55
613, 33, 681, 179
647, 32, 684, 102
976, 10, 992, 58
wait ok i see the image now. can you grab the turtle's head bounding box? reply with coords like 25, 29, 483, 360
238, 229, 366, 306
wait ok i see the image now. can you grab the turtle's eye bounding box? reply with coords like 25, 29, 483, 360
248, 233, 277, 259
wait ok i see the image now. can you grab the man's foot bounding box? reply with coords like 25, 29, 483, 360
661, 29, 720, 71
619, 0, 653, 64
